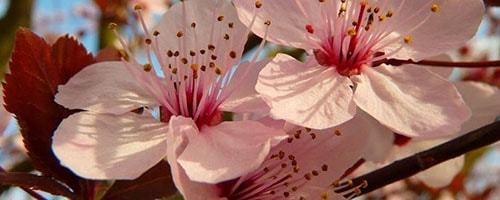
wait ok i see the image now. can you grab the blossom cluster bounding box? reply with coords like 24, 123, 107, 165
43, 0, 500, 199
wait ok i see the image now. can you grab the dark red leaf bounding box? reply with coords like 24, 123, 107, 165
102, 161, 177, 200
3, 28, 95, 197
0, 172, 76, 199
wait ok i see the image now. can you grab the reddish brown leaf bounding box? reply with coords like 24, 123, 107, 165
0, 172, 76, 199
3, 28, 95, 197
102, 161, 177, 200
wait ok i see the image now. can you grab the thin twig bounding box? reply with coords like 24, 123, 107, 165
377, 58, 500, 68
343, 120, 500, 198
0, 167, 47, 200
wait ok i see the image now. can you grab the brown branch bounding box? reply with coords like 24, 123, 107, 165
0, 172, 76, 199
485, 0, 500, 6
345, 120, 500, 197
377, 59, 500, 68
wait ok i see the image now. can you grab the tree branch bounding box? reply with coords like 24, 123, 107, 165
344, 120, 500, 197
377, 58, 500, 68
0, 171, 76, 199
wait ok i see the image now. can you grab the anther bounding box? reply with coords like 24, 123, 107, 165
200, 65, 206, 71
217, 16, 224, 21
191, 22, 196, 28
189, 51, 196, 56
181, 58, 188, 64
215, 67, 223, 75
334, 130, 342, 136
322, 164, 328, 171
305, 24, 314, 34
404, 35, 413, 44
321, 192, 329, 200
174, 51, 180, 57
208, 44, 215, 51
172, 68, 178, 74
108, 23, 118, 30
255, 0, 262, 8
348, 28, 357, 36
224, 34, 230, 40
386, 11, 393, 17
264, 20, 271, 26
200, 49, 206, 54
228, 22, 234, 28
431, 4, 440, 12
167, 50, 173, 57
176, 31, 184, 38
143, 63, 152, 72
134, 4, 142, 10
145, 38, 152, 45
229, 51, 237, 58
283, 192, 290, 197
211, 55, 217, 60
304, 173, 312, 180
191, 64, 199, 71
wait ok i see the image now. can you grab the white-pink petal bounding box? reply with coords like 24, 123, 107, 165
352, 65, 470, 138
233, 0, 322, 50
178, 120, 287, 183
454, 82, 500, 135
165, 116, 221, 200
220, 60, 270, 114
387, 0, 484, 60
156, 0, 247, 69
256, 54, 356, 129
345, 111, 395, 163
52, 112, 168, 179
55, 62, 157, 114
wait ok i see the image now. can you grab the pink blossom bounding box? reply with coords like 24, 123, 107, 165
233, 0, 484, 137
51, 0, 286, 183
168, 121, 367, 200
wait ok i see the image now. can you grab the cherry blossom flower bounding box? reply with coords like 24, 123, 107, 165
168, 120, 368, 200
233, 0, 485, 137
51, 0, 286, 184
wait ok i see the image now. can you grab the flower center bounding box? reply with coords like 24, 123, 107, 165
301, 0, 440, 76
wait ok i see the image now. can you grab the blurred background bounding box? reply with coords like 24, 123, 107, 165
0, 0, 498, 199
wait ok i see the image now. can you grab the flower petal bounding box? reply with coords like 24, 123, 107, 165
156, 0, 247, 69
55, 62, 157, 114
178, 120, 287, 183
386, 0, 484, 60
346, 111, 395, 163
256, 54, 356, 129
52, 112, 168, 179
165, 116, 220, 200
233, 0, 323, 49
220, 60, 270, 114
454, 81, 500, 135
352, 65, 470, 137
